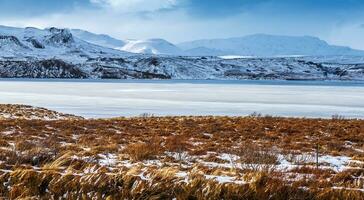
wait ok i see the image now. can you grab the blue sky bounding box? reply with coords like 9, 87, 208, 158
1, 0, 364, 49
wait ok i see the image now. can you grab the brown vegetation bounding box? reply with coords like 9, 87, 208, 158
0, 107, 363, 199
0, 104, 82, 120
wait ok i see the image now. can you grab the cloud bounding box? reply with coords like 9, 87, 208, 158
183, 0, 364, 20
90, 0, 179, 13
184, 0, 266, 18
0, 0, 89, 17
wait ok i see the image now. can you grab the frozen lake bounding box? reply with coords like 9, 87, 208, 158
1, 79, 364, 118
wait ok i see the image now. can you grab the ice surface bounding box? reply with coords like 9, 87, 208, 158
0, 79, 364, 119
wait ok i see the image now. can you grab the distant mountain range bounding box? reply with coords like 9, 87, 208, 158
178, 34, 364, 56
68, 28, 364, 57
0, 25, 364, 80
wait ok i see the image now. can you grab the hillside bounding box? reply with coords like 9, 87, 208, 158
0, 104, 82, 120
120, 38, 183, 55
178, 34, 364, 56
0, 25, 364, 80
0, 25, 129, 62
71, 29, 126, 49
67, 28, 364, 57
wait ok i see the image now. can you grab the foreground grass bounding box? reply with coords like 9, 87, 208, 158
0, 105, 363, 199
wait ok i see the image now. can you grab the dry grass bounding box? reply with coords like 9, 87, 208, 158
0, 104, 82, 120
123, 140, 161, 161
0, 105, 363, 199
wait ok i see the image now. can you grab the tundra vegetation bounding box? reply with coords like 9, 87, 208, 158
0, 104, 363, 199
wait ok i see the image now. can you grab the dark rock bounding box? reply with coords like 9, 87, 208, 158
26, 38, 45, 49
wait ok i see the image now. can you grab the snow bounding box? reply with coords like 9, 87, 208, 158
1, 79, 364, 119
175, 171, 248, 185
178, 34, 364, 57
217, 153, 239, 162
332, 187, 364, 192
0, 25, 130, 62
3, 25, 359, 58
120, 39, 183, 55
1, 25, 364, 78
98, 154, 118, 166
70, 29, 126, 49
319, 155, 351, 172
199, 153, 357, 173
204, 175, 248, 184
1, 130, 15, 135
1, 25, 364, 80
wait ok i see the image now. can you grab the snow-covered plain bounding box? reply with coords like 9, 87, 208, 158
0, 79, 364, 118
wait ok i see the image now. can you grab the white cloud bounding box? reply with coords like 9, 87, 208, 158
90, 0, 178, 12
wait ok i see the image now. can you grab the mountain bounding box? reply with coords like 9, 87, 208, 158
178, 34, 364, 57
0, 25, 364, 80
65, 29, 364, 57
120, 39, 183, 55
183, 47, 232, 56
69, 30, 183, 55
70, 29, 126, 49
0, 25, 129, 62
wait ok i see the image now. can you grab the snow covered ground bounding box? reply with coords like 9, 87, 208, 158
0, 79, 364, 118
1, 25, 364, 80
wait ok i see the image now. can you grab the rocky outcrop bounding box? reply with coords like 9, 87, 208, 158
0, 35, 28, 49
0, 56, 363, 80
0, 59, 88, 78
46, 28, 74, 46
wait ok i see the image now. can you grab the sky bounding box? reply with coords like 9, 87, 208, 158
1, 0, 364, 49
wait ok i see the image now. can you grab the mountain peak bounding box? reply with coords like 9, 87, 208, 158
46, 28, 74, 45
0, 25, 129, 60
120, 38, 182, 55
70, 29, 126, 49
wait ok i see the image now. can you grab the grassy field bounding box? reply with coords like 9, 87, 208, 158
0, 105, 363, 199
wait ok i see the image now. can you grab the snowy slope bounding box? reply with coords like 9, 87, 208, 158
64, 29, 364, 57
0, 25, 364, 80
70, 29, 182, 55
178, 34, 364, 57
120, 39, 183, 55
71, 29, 126, 49
0, 25, 129, 62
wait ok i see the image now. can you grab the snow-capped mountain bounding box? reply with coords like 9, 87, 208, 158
178, 34, 364, 56
120, 39, 183, 55
0, 25, 364, 80
70, 29, 183, 55
0, 25, 129, 62
70, 29, 126, 49
63, 28, 364, 57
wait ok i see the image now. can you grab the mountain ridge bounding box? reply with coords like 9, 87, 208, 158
0, 25, 130, 61
0, 25, 363, 81
119, 38, 183, 55
62, 27, 364, 57
177, 34, 364, 56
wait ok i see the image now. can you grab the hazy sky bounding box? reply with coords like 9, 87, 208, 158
1, 0, 364, 49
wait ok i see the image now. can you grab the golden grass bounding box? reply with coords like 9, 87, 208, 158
0, 106, 363, 199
